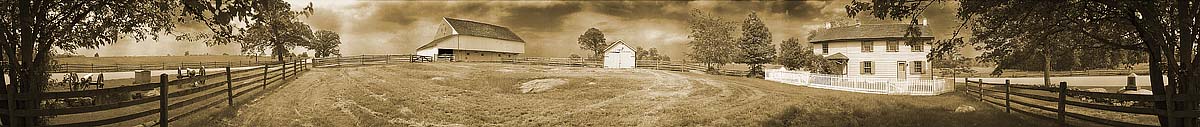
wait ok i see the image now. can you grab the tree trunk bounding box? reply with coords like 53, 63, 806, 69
1043, 43, 1052, 87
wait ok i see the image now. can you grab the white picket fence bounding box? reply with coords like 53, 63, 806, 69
766, 68, 953, 95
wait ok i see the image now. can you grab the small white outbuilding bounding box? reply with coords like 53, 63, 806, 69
603, 41, 636, 68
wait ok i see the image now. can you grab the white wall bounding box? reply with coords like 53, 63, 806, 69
812, 40, 931, 79
604, 44, 635, 68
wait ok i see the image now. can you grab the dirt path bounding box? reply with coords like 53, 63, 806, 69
196, 63, 1051, 127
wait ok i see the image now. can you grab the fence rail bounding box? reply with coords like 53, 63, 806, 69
962, 79, 1199, 127
935, 69, 1152, 78
1, 60, 308, 126
48, 61, 276, 73
311, 54, 430, 67
499, 57, 750, 77
312, 55, 755, 77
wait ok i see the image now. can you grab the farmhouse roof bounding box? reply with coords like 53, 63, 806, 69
417, 17, 526, 50
808, 24, 934, 43
824, 53, 849, 60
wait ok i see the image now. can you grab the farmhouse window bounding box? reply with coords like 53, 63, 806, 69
911, 41, 924, 52
886, 41, 899, 52
861, 61, 874, 74
821, 43, 829, 54
861, 41, 873, 52
913, 61, 924, 74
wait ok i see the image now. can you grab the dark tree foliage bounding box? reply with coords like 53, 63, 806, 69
0, 0, 311, 125
310, 30, 342, 58
737, 12, 776, 78
687, 10, 741, 73
848, 0, 1199, 126
578, 28, 608, 59
776, 37, 840, 74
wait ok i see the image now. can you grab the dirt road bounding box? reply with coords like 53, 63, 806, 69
190, 63, 1051, 127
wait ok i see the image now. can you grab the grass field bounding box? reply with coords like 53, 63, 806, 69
185, 63, 1053, 127
54, 55, 277, 65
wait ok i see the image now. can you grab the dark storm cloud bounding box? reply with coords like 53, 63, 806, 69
585, 1, 689, 21
74, 0, 969, 58
501, 3, 584, 32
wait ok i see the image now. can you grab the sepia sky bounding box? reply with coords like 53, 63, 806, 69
72, 0, 968, 59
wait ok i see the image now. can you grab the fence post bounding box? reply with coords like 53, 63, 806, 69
1057, 81, 1067, 126
264, 64, 269, 87
158, 73, 169, 127
1005, 79, 1011, 113
226, 66, 233, 106
978, 79, 984, 101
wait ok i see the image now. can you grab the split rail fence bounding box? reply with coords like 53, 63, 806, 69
499, 57, 751, 77
311, 54, 431, 67
309, 55, 753, 76
49, 61, 274, 73
0, 60, 308, 126
962, 79, 1198, 127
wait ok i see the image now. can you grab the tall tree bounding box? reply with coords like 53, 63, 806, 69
241, 20, 313, 62
848, 0, 1199, 126
578, 28, 608, 59
635, 46, 648, 60
0, 0, 309, 125
0, 1, 179, 125
310, 30, 342, 58
737, 12, 776, 78
647, 48, 660, 60
687, 10, 741, 73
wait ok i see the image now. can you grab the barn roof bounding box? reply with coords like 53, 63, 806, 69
445, 17, 524, 42
808, 24, 934, 43
417, 17, 526, 51
604, 41, 634, 53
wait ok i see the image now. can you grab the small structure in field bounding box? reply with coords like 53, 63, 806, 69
416, 17, 526, 61
603, 41, 636, 68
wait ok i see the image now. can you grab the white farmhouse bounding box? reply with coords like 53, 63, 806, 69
603, 41, 636, 68
416, 17, 525, 61
808, 24, 934, 79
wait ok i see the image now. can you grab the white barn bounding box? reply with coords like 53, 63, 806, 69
603, 41, 636, 68
808, 24, 934, 79
416, 17, 525, 61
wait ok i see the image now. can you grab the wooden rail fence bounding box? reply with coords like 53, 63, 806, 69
1, 60, 308, 126
311, 54, 431, 67
499, 57, 750, 77
48, 61, 276, 73
962, 78, 1198, 127
309, 55, 752, 76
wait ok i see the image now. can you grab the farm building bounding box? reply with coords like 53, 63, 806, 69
603, 41, 636, 68
808, 23, 934, 79
416, 17, 525, 61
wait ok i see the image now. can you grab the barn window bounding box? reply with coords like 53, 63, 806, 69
861, 61, 874, 74
913, 61, 924, 74
910, 41, 924, 52
821, 43, 829, 54
886, 41, 899, 52
861, 41, 873, 52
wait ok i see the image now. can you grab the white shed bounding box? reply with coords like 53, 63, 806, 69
603, 41, 636, 68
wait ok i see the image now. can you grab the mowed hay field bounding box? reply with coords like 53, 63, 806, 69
193, 63, 1053, 127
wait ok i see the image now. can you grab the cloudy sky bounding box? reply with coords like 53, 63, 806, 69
73, 0, 966, 59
